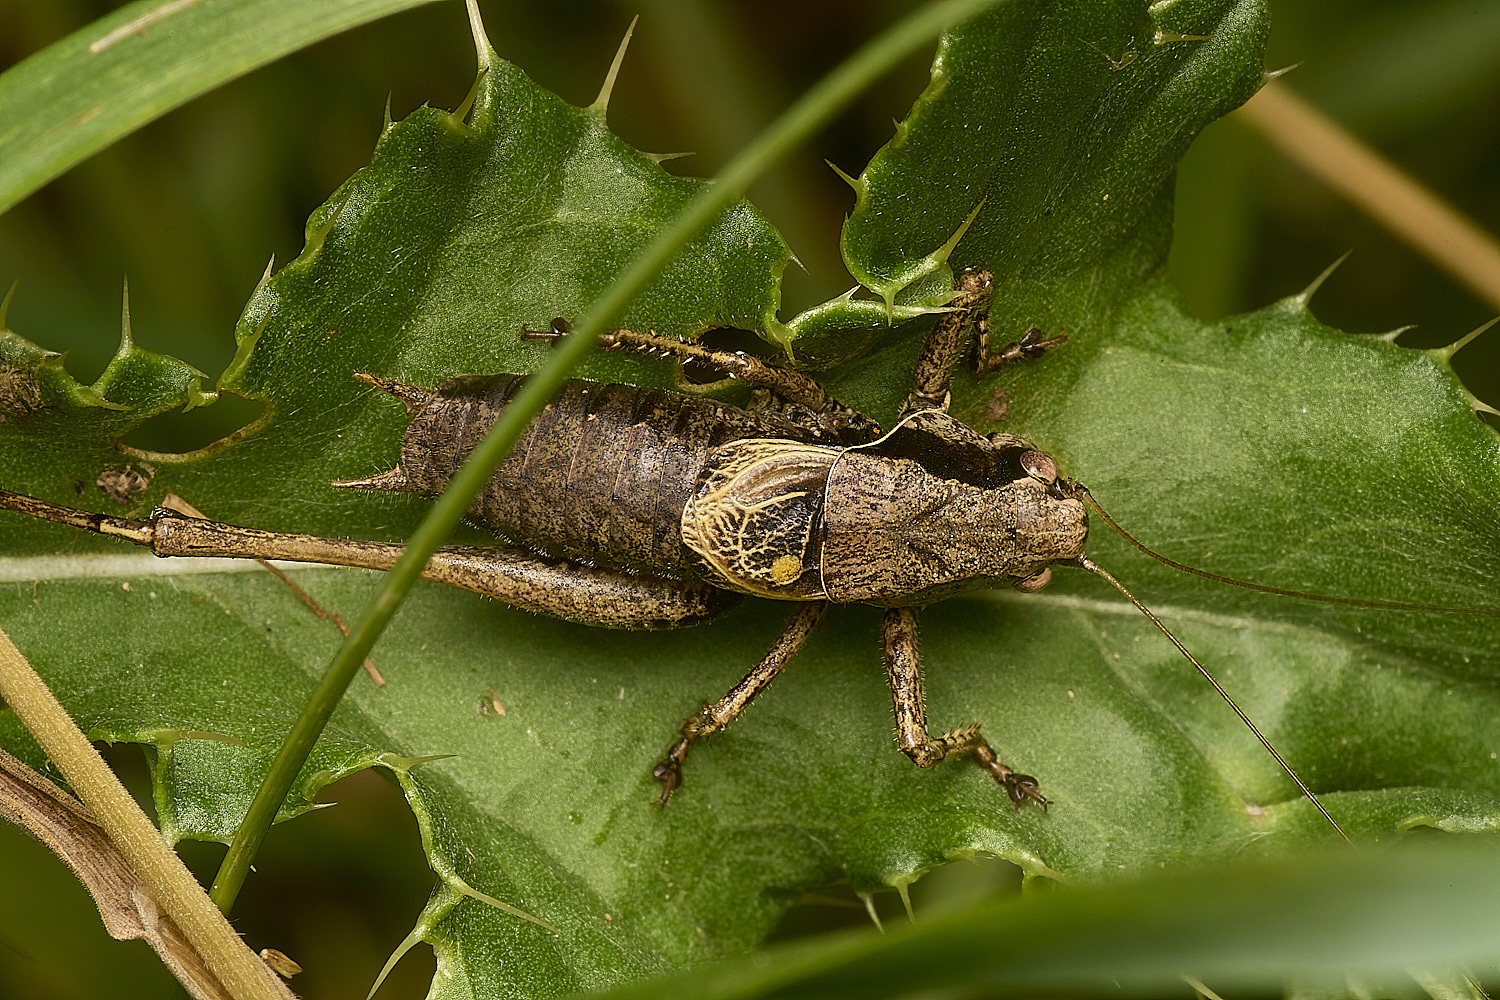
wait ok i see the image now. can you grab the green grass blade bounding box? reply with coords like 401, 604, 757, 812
587, 845, 1500, 1000
0, 0, 442, 215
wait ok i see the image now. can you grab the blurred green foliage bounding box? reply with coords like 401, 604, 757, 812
0, 1, 1497, 998
1171, 0, 1500, 408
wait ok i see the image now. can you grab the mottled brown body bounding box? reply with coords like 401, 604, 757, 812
337, 272, 1082, 808
363, 373, 1087, 615
391, 374, 842, 579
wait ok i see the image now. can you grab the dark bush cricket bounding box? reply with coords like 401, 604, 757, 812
8, 269, 1486, 830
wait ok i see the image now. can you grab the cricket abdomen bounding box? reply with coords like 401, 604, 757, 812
379, 374, 818, 578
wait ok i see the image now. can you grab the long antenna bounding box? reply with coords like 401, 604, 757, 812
1062, 481, 1499, 618
1073, 553, 1355, 848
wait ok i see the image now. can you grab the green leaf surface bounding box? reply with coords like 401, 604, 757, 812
3, 1, 1500, 997
833, 0, 1268, 310
0, 41, 791, 548
0, 0, 443, 216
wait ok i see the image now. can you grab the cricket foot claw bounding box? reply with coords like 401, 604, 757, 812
652, 736, 691, 807
1003, 772, 1049, 811
972, 741, 1048, 811
1006, 327, 1068, 361
521, 317, 575, 343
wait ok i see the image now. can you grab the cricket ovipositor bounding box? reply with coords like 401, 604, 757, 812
3, 270, 1492, 834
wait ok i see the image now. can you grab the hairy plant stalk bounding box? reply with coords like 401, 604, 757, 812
0, 626, 292, 1000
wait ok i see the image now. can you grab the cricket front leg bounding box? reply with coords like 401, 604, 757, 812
893, 271, 1023, 459
901, 269, 996, 418
899, 268, 1065, 416
653, 601, 827, 805
882, 607, 1047, 810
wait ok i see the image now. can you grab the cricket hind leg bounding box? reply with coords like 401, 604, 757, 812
522, 318, 877, 443
0, 490, 737, 630
882, 607, 1047, 810
652, 601, 827, 805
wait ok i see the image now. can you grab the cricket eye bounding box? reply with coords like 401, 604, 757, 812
1019, 450, 1057, 485
1013, 568, 1052, 592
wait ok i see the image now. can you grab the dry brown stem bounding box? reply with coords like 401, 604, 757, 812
1238, 80, 1500, 312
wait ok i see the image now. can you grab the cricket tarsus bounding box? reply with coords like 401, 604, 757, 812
976, 326, 1069, 376
883, 606, 1047, 810
0, 489, 153, 543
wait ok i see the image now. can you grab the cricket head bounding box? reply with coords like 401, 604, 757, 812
1003, 447, 1090, 595
815, 443, 1089, 605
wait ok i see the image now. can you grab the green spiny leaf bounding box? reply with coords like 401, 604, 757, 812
2, 1, 1499, 997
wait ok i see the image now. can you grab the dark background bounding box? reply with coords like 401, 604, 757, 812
1, 1, 1497, 997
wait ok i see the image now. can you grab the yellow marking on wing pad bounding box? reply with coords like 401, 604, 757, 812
771, 555, 803, 584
